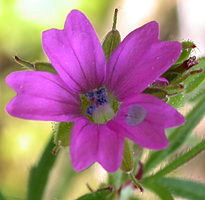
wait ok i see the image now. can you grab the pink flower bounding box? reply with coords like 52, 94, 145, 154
6, 10, 185, 172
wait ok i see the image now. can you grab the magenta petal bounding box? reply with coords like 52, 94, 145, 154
122, 94, 185, 128
127, 121, 169, 150
70, 118, 124, 172
98, 125, 124, 172
6, 71, 80, 121
70, 119, 98, 171
42, 10, 106, 93
108, 94, 185, 150
106, 21, 181, 100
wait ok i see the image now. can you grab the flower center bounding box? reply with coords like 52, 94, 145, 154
80, 87, 119, 124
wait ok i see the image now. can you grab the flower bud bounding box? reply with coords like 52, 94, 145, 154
120, 139, 133, 173
102, 9, 121, 59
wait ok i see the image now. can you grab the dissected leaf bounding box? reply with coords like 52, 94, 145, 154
157, 177, 205, 200
144, 95, 205, 175
145, 139, 205, 181
144, 181, 174, 200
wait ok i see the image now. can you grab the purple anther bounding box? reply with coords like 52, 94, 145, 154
85, 91, 94, 98
86, 105, 95, 116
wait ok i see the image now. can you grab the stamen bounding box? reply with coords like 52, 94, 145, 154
85, 91, 94, 98
86, 105, 95, 116
82, 87, 117, 123
84, 87, 108, 116
126, 105, 147, 126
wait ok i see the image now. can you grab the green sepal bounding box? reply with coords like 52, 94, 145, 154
54, 122, 73, 147
14, 56, 34, 70
184, 57, 205, 97
14, 56, 57, 74
175, 41, 196, 64
120, 139, 134, 172
34, 62, 57, 74
102, 30, 121, 60
143, 88, 168, 100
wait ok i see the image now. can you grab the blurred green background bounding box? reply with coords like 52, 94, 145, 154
1, 0, 205, 199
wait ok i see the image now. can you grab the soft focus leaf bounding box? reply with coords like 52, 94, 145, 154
27, 136, 57, 200
144, 182, 174, 200
119, 186, 133, 200
76, 189, 112, 200
157, 177, 205, 200
168, 94, 184, 108
144, 95, 205, 174
49, 154, 75, 200
145, 139, 205, 180
0, 192, 6, 200
108, 171, 123, 189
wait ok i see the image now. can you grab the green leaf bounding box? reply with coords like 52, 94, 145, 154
26, 136, 57, 200
76, 189, 112, 200
144, 95, 205, 175
0, 192, 6, 200
145, 139, 205, 181
144, 182, 174, 200
156, 177, 205, 200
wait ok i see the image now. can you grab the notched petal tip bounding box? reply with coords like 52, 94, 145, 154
5, 72, 17, 90
5, 98, 18, 118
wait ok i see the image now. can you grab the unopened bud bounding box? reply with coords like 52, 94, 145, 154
102, 9, 121, 59
120, 139, 134, 172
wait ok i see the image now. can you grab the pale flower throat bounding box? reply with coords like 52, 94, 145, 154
80, 87, 118, 124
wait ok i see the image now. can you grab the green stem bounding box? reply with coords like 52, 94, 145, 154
26, 136, 57, 200
128, 172, 143, 189
112, 9, 118, 30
